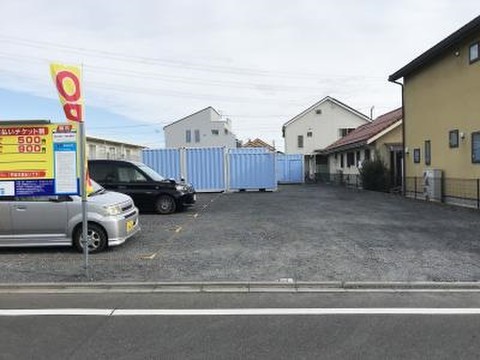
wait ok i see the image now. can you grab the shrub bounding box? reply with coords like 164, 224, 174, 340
359, 156, 390, 192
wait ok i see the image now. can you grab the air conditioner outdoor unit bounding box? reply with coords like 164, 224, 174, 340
423, 169, 442, 201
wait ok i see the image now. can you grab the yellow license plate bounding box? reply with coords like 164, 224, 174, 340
126, 220, 135, 232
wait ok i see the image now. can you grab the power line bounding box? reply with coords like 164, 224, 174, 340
0, 35, 386, 80
0, 51, 386, 94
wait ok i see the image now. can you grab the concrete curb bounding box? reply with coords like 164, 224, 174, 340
1, 281, 480, 293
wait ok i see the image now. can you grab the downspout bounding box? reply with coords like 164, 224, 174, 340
389, 78, 406, 195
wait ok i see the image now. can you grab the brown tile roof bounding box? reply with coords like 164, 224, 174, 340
323, 108, 403, 153
243, 138, 275, 151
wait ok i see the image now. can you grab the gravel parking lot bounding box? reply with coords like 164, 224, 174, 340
1, 184, 480, 283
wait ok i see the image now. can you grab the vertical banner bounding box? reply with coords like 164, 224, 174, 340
50, 64, 84, 122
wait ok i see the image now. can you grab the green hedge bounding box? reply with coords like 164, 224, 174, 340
360, 157, 390, 192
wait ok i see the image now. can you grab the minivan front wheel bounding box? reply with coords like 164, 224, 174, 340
155, 195, 177, 214
73, 223, 107, 254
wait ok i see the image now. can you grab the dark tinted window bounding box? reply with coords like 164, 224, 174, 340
118, 165, 147, 182
89, 162, 117, 183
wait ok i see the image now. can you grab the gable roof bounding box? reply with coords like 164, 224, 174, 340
389, 15, 480, 81
163, 106, 221, 129
243, 138, 275, 151
321, 108, 403, 154
282, 96, 370, 131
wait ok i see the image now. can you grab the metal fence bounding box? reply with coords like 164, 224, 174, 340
405, 177, 480, 209
315, 172, 362, 189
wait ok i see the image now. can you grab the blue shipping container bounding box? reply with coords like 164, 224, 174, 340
142, 148, 182, 181
186, 147, 225, 192
276, 154, 304, 184
228, 150, 277, 191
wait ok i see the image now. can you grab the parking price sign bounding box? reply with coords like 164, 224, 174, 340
0, 123, 79, 197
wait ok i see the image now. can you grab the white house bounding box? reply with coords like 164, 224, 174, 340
164, 107, 237, 148
282, 96, 371, 179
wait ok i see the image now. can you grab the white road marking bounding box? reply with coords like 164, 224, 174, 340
0, 309, 113, 316
2, 308, 480, 316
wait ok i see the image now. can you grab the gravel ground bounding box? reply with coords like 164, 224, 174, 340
1, 184, 480, 283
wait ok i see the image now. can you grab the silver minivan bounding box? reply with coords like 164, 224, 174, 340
0, 180, 140, 253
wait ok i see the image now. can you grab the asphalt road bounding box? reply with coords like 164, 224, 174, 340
1, 291, 480, 359
0, 184, 479, 283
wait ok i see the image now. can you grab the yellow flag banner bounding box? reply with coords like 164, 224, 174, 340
50, 64, 84, 123
50, 63, 93, 194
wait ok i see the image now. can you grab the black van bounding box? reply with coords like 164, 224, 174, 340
88, 160, 196, 214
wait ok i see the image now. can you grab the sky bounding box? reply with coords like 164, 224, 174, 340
0, 1, 478, 151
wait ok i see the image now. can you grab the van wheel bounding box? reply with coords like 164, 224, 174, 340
73, 223, 107, 254
155, 195, 177, 214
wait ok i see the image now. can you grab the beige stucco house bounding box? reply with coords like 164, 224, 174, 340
389, 15, 480, 181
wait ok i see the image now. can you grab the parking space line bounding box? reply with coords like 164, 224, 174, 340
138, 193, 224, 260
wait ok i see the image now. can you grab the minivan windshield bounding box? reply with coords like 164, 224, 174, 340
137, 164, 166, 182
89, 179, 105, 196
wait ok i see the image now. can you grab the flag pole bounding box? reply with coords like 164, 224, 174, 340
80, 63, 89, 279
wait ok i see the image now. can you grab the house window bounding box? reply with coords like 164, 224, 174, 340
297, 135, 304, 148
88, 144, 96, 159
469, 42, 479, 63
315, 109, 322, 115
194, 130, 200, 143
109, 147, 116, 159
356, 151, 361, 164
307, 131, 313, 137
340, 153, 344, 168
186, 130, 191, 143
364, 148, 371, 161
347, 152, 355, 167
449, 130, 459, 148
211, 129, 219, 135
425, 140, 431, 166
339, 128, 355, 138
125, 149, 131, 160
413, 148, 421, 163
224, 129, 228, 135
472, 132, 480, 163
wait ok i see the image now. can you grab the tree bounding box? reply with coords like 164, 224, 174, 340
359, 154, 390, 192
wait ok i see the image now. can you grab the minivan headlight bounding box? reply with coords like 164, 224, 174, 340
104, 204, 122, 216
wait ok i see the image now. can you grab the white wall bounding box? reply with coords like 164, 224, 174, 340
328, 146, 377, 176
284, 99, 369, 155
87, 139, 142, 161
164, 107, 237, 148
